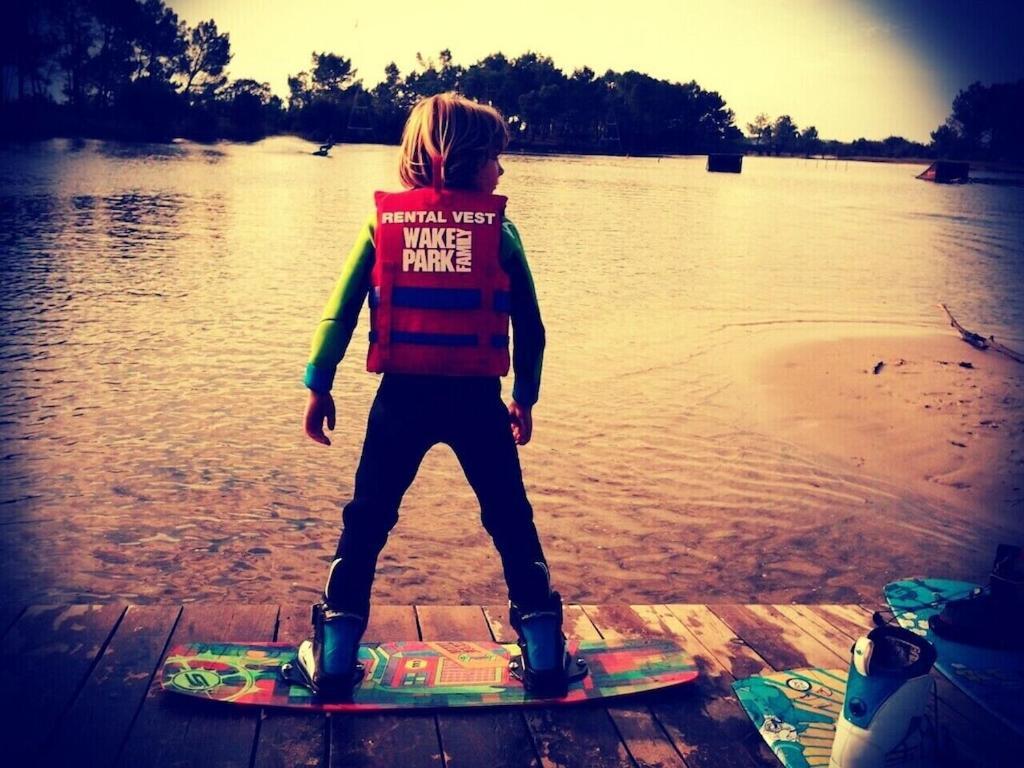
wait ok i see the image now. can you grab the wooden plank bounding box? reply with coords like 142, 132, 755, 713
116, 603, 278, 768
774, 605, 856, 659
39, 604, 181, 768
810, 605, 1021, 768
0, 603, 126, 766
483, 604, 511, 644
663, 604, 780, 767
417, 604, 539, 768
486, 604, 635, 768
664, 605, 773, 682
582, 604, 719, 768
812, 604, 872, 640
591, 605, 772, 768
252, 603, 326, 768
709, 604, 846, 669
329, 605, 440, 768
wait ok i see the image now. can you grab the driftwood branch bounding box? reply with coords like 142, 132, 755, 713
939, 303, 1024, 364
939, 303, 988, 349
988, 337, 1024, 364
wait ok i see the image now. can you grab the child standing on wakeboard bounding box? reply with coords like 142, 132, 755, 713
299, 93, 568, 697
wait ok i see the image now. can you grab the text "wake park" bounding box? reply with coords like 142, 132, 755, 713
402, 226, 473, 272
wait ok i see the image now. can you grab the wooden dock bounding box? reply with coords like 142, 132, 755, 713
0, 602, 1018, 767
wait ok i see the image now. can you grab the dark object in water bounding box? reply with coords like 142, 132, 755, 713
939, 303, 1024, 364
313, 140, 335, 157
941, 303, 988, 349
707, 154, 743, 173
917, 161, 969, 183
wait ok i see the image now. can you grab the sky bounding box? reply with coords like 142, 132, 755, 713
170, 0, 1024, 143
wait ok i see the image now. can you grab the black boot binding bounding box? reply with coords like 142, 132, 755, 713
508, 564, 587, 697
285, 604, 367, 697
282, 559, 368, 697
929, 544, 1024, 650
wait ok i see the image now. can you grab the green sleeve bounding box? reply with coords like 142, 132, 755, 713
500, 218, 546, 405
304, 215, 376, 392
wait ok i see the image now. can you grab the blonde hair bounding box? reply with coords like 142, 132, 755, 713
398, 93, 509, 190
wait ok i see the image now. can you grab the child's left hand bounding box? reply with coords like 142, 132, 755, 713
508, 401, 533, 445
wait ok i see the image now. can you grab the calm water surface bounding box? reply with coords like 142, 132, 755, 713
1, 138, 1022, 605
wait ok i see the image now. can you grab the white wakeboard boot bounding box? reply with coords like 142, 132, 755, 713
829, 625, 936, 768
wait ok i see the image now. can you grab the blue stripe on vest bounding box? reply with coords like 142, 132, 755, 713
491, 334, 509, 348
368, 330, 378, 343
368, 286, 381, 309
392, 287, 482, 310
494, 291, 511, 313
392, 331, 478, 347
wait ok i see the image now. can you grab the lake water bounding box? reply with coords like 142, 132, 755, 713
1, 137, 1022, 606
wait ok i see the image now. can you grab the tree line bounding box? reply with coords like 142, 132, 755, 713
747, 79, 1024, 164
0, 1, 742, 154
930, 80, 1024, 163
286, 48, 746, 155
744, 113, 932, 159
2, 1, 1021, 162
1, 0, 283, 142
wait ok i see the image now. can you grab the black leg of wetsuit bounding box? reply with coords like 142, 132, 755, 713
329, 375, 551, 614
330, 380, 432, 614
445, 384, 551, 610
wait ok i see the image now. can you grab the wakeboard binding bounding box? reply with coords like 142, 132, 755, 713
508, 563, 587, 696
282, 558, 368, 697
830, 625, 937, 767
929, 543, 1024, 649
283, 602, 367, 697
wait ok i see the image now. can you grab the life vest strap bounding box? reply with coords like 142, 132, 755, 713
373, 286, 509, 313
392, 287, 482, 310
382, 330, 480, 348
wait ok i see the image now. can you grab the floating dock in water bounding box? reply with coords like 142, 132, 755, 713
0, 601, 1016, 766
707, 153, 744, 173
917, 160, 970, 183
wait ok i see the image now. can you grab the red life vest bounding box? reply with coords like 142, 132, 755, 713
367, 186, 511, 376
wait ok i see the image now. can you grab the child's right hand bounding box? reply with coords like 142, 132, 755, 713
304, 390, 336, 446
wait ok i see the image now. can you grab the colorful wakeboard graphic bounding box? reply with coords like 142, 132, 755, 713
884, 578, 1024, 737
733, 668, 846, 768
161, 637, 697, 711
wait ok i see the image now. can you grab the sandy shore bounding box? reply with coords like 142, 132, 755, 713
743, 330, 1024, 536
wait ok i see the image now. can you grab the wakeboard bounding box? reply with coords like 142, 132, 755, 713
883, 578, 1024, 736
733, 666, 938, 768
733, 667, 847, 768
161, 637, 696, 711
